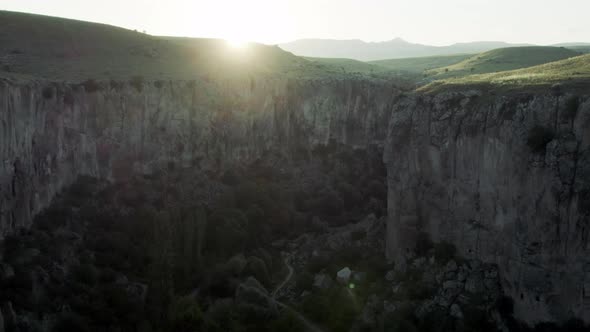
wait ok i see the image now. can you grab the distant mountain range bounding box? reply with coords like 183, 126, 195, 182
278, 38, 589, 61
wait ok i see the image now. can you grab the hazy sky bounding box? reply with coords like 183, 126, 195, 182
2, 0, 589, 45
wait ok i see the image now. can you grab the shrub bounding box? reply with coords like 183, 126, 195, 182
295, 271, 314, 291
208, 209, 248, 249
496, 295, 514, 317
221, 169, 240, 186
72, 264, 99, 286
168, 296, 204, 331
463, 306, 496, 332
415, 231, 434, 257
564, 96, 580, 120
308, 188, 344, 217
551, 83, 563, 96
418, 308, 452, 332
534, 322, 560, 332
350, 230, 366, 241
300, 288, 360, 332
109, 79, 123, 90
42, 86, 54, 99
244, 256, 270, 286
63, 91, 75, 106
561, 318, 587, 332
527, 126, 555, 154
81, 79, 100, 93
268, 310, 306, 332
130, 75, 144, 92
383, 304, 417, 332
225, 254, 247, 276
53, 313, 90, 332
306, 254, 330, 274
154, 80, 164, 89
434, 242, 457, 264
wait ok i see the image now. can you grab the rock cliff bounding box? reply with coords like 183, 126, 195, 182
3, 73, 590, 324
384, 89, 590, 323
0, 77, 397, 236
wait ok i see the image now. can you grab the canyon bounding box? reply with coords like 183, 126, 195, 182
1, 74, 589, 326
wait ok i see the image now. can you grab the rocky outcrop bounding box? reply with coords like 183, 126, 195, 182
384, 90, 590, 323
0, 77, 397, 236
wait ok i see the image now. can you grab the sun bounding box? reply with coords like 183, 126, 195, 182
188, 1, 294, 47
226, 38, 249, 49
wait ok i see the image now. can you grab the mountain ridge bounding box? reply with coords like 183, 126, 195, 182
279, 38, 590, 61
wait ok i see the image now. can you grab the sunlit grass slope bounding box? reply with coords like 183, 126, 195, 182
304, 57, 391, 74
0, 11, 380, 81
426, 46, 579, 79
370, 54, 471, 73
423, 53, 590, 91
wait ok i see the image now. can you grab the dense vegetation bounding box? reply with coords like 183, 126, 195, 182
0, 144, 387, 332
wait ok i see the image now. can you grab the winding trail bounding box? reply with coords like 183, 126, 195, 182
267, 253, 324, 332
272, 254, 294, 299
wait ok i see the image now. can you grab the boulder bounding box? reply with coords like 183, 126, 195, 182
313, 273, 334, 290
360, 294, 380, 326
235, 277, 277, 317
12, 248, 41, 266
127, 282, 148, 302
445, 260, 458, 273
352, 271, 367, 284
271, 239, 286, 249
443, 280, 461, 290
383, 300, 397, 314
311, 216, 328, 232
226, 254, 247, 276
385, 270, 396, 282
245, 256, 270, 286
1, 302, 15, 331
0, 264, 14, 281
465, 274, 485, 293
450, 304, 464, 319
53, 229, 82, 241
336, 267, 352, 285
412, 257, 426, 268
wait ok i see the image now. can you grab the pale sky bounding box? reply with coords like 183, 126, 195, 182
2, 0, 589, 45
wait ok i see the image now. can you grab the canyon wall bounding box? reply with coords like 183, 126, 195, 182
0, 77, 397, 236
3, 74, 590, 324
384, 89, 590, 323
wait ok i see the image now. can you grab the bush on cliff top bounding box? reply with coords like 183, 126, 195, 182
130, 75, 144, 92
527, 126, 555, 154
81, 79, 101, 93
42, 86, 54, 99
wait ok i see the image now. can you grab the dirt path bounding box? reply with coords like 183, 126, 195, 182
275, 301, 325, 332
263, 253, 324, 332
272, 253, 294, 299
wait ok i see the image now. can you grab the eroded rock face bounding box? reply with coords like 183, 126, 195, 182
0, 77, 397, 236
384, 90, 590, 323
4, 73, 590, 325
